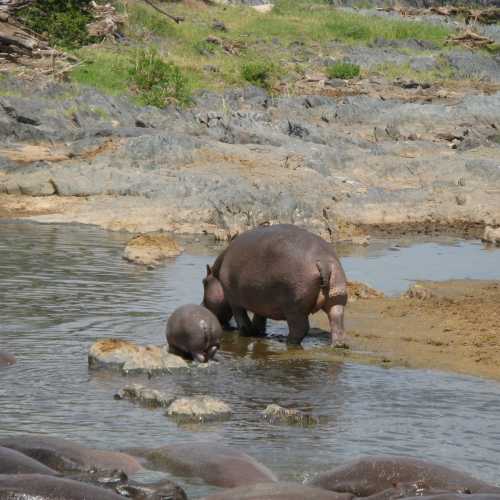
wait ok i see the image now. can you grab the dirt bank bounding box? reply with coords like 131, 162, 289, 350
309, 280, 500, 380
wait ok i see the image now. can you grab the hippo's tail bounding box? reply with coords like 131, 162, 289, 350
316, 260, 347, 298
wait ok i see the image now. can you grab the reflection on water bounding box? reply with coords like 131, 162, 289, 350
1, 221, 500, 498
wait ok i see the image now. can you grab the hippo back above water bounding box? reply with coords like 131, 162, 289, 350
203, 224, 348, 346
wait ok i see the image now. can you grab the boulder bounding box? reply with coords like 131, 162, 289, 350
166, 396, 232, 423
123, 233, 183, 266
114, 384, 174, 408
88, 339, 189, 374
261, 404, 319, 426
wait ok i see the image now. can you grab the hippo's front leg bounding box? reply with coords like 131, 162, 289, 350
326, 294, 348, 347
285, 312, 310, 345
232, 305, 254, 336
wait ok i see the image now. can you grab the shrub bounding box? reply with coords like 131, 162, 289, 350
18, 0, 95, 49
326, 61, 360, 79
130, 49, 192, 107
241, 60, 276, 89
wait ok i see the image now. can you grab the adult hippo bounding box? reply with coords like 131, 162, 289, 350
308, 456, 500, 496
203, 224, 348, 346
166, 304, 222, 363
0, 435, 142, 475
201, 481, 356, 500
0, 446, 57, 475
0, 352, 15, 367
0, 474, 124, 500
128, 442, 277, 488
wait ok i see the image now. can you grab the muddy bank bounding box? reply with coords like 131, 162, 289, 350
309, 280, 500, 380
1, 72, 499, 241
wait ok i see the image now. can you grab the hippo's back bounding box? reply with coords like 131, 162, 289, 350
217, 225, 344, 319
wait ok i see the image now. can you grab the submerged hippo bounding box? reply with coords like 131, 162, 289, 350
308, 456, 500, 496
166, 304, 223, 362
0, 352, 15, 367
0, 446, 57, 475
203, 224, 348, 346
128, 442, 277, 488
0, 474, 124, 500
0, 435, 142, 475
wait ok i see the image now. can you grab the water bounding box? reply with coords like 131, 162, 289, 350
1, 221, 500, 498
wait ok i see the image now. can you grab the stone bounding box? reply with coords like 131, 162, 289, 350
166, 396, 232, 423
347, 281, 384, 302
123, 233, 183, 266
406, 284, 435, 301
482, 226, 500, 246
88, 339, 189, 374
114, 384, 174, 408
262, 404, 319, 426
0, 351, 16, 367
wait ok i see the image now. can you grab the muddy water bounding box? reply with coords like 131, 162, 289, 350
1, 221, 500, 498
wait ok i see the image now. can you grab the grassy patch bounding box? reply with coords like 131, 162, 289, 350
241, 59, 277, 89
18, 0, 96, 49
372, 59, 455, 82
130, 48, 192, 106
326, 61, 360, 79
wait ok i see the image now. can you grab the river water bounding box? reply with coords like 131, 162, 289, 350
1, 221, 500, 498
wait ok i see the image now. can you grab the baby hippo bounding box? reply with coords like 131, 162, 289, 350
166, 304, 223, 363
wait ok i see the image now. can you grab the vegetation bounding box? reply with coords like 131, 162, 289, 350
18, 0, 95, 49
326, 61, 361, 80
241, 60, 277, 89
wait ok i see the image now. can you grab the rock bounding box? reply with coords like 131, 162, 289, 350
482, 226, 500, 245
0, 436, 143, 475
131, 442, 277, 488
405, 284, 435, 300
88, 339, 189, 374
262, 404, 319, 426
123, 233, 183, 266
251, 3, 274, 13
0, 351, 16, 367
114, 384, 174, 408
166, 396, 232, 423
347, 281, 384, 301
350, 235, 370, 246
201, 481, 354, 499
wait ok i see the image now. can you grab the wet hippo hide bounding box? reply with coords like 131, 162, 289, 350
0, 474, 125, 500
0, 352, 16, 367
0, 446, 57, 475
308, 456, 500, 496
201, 481, 356, 499
0, 436, 143, 475
402, 495, 500, 500
129, 442, 278, 488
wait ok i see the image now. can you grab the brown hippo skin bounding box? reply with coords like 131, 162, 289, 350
308, 456, 500, 496
0, 474, 125, 500
0, 352, 15, 367
0, 435, 143, 475
166, 304, 223, 362
201, 481, 356, 500
203, 224, 348, 346
129, 442, 278, 488
0, 446, 57, 475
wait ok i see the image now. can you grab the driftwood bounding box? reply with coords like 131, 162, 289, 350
87, 1, 126, 38
377, 5, 500, 25
140, 0, 185, 24
447, 29, 494, 49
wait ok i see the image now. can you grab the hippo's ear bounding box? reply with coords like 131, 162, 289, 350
206, 264, 212, 276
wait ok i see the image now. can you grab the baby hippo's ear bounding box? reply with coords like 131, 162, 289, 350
206, 264, 212, 276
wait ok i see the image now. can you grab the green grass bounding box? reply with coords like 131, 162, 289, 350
372, 59, 455, 82
241, 60, 277, 89
326, 61, 360, 79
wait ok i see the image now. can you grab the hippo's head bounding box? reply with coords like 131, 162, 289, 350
202, 265, 232, 327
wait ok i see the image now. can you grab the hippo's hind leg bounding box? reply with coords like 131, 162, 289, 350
324, 293, 348, 348
285, 311, 310, 345
251, 314, 267, 337
232, 305, 254, 336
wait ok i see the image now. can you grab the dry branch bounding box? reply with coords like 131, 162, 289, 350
140, 0, 184, 24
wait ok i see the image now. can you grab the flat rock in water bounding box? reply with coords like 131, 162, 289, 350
114, 384, 175, 408
166, 396, 232, 423
262, 404, 319, 426
482, 226, 500, 246
88, 339, 189, 374
123, 233, 183, 266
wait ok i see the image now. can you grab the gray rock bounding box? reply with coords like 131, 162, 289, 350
166, 396, 232, 423
114, 384, 175, 408
88, 339, 189, 374
262, 404, 320, 426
